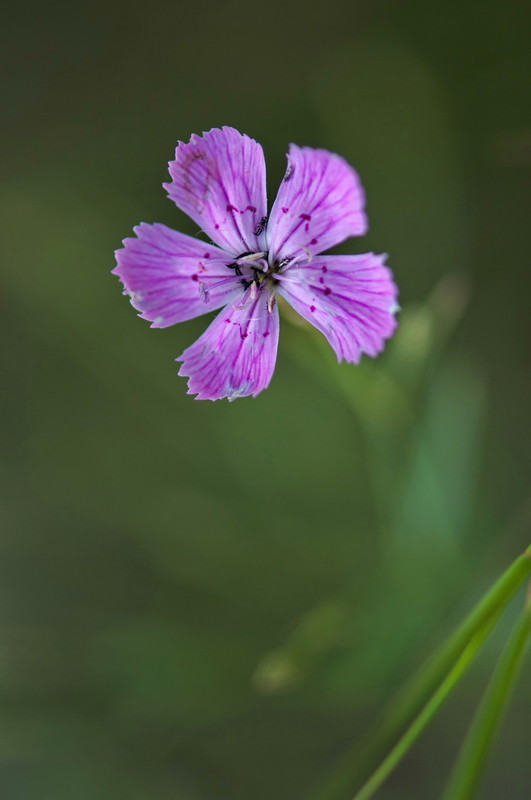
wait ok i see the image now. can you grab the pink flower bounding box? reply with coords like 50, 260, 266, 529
114, 127, 398, 400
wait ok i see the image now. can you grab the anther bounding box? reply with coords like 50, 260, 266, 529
237, 251, 267, 263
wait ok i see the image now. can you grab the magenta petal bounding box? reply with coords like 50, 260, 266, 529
113, 222, 241, 327
177, 290, 280, 400
278, 254, 398, 362
267, 145, 367, 263
163, 127, 268, 255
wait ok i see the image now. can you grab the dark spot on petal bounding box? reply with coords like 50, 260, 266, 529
310, 305, 316, 313
310, 238, 318, 245
282, 207, 289, 214
319, 277, 324, 283
324, 287, 331, 295
191, 274, 198, 281
225, 318, 231, 323
321, 265, 328, 273
263, 331, 270, 338
226, 204, 238, 212
300, 213, 311, 221
240, 331, 248, 340
215, 223, 220, 229
246, 205, 256, 213
204, 252, 210, 258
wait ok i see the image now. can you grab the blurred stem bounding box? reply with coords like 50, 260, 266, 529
441, 583, 531, 800
351, 616, 497, 800
309, 546, 531, 800
308, 332, 412, 529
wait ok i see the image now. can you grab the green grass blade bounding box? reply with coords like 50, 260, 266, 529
441, 585, 531, 800
309, 547, 531, 800
351, 615, 498, 800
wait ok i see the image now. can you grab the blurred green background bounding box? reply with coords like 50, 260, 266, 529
2, 0, 530, 798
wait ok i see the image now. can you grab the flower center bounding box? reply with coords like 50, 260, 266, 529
226, 251, 291, 291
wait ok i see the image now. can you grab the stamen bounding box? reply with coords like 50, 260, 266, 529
237, 251, 267, 263
267, 292, 276, 314
199, 276, 238, 302
277, 257, 292, 270
233, 288, 254, 309
199, 282, 209, 303
250, 281, 258, 300
269, 272, 294, 283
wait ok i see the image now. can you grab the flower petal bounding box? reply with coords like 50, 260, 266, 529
113, 222, 241, 327
163, 127, 268, 255
278, 254, 398, 362
267, 145, 367, 263
177, 289, 280, 400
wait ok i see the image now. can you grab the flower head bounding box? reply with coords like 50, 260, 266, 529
113, 127, 398, 400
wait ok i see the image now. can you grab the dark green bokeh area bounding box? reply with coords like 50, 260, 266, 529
2, 1, 530, 798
